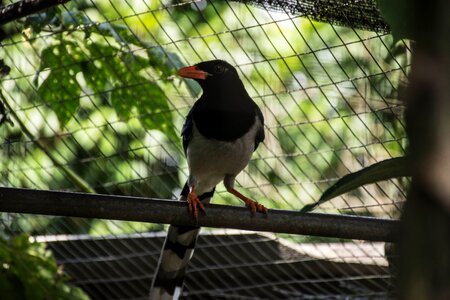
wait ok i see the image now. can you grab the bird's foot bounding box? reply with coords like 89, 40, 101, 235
227, 188, 268, 215
187, 191, 206, 222
242, 198, 268, 215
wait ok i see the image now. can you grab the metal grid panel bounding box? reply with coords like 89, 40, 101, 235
0, 0, 407, 298
38, 231, 392, 299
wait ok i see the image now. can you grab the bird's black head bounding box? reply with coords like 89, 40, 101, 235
177, 60, 241, 91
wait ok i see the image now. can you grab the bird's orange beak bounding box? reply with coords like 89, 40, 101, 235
177, 65, 210, 80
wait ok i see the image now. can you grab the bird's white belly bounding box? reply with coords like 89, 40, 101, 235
187, 118, 261, 195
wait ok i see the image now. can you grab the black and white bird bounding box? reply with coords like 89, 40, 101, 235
150, 60, 267, 299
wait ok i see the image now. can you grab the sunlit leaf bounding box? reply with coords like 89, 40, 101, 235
110, 75, 176, 139
38, 68, 81, 126
81, 43, 115, 91
80, 42, 177, 138
37, 43, 85, 126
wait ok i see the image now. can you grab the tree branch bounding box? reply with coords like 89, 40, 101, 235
0, 0, 70, 26
0, 187, 400, 242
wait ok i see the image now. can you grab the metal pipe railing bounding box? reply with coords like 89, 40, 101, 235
0, 187, 399, 242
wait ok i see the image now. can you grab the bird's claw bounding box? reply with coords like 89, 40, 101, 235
187, 191, 206, 222
228, 188, 268, 216
245, 199, 268, 215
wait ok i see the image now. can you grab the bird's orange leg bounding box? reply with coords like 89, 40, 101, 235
227, 188, 268, 215
187, 186, 206, 222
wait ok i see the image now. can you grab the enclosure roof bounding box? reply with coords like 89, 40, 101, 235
38, 231, 393, 299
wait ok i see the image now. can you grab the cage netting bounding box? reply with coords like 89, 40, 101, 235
233, 0, 389, 33
0, 0, 408, 298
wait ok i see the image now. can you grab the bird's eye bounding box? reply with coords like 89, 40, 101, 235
214, 65, 226, 74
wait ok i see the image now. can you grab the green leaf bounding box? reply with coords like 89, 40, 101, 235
38, 42, 87, 71
110, 75, 176, 139
38, 68, 81, 126
0, 234, 89, 300
377, 0, 414, 42
36, 42, 87, 126
81, 44, 114, 92
36, 33, 180, 135
81, 42, 176, 139
85, 22, 184, 80
81, 61, 110, 92
300, 157, 412, 213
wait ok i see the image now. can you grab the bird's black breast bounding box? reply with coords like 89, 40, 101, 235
192, 96, 257, 142
181, 96, 264, 154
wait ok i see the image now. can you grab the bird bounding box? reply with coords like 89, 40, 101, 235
149, 59, 267, 299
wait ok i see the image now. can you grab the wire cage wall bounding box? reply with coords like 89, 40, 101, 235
0, 0, 409, 299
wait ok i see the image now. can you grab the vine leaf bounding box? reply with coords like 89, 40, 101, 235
37, 42, 85, 126
28, 3, 188, 138
36, 41, 176, 139
300, 157, 412, 213
84, 43, 177, 140
110, 75, 176, 139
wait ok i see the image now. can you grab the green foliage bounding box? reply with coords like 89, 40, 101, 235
300, 157, 411, 213
0, 234, 89, 299
377, 0, 414, 42
29, 5, 184, 137
36, 39, 176, 139
37, 43, 83, 126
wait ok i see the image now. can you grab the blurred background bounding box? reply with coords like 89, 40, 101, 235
0, 0, 409, 298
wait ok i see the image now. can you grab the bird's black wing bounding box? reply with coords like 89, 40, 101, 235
254, 105, 265, 151
181, 107, 194, 155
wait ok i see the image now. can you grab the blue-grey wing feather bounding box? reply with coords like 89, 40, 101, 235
181, 108, 194, 155
254, 106, 265, 151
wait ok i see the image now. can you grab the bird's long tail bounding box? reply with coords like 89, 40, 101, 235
149, 183, 214, 300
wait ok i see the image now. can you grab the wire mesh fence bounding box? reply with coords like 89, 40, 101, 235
0, 0, 409, 298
